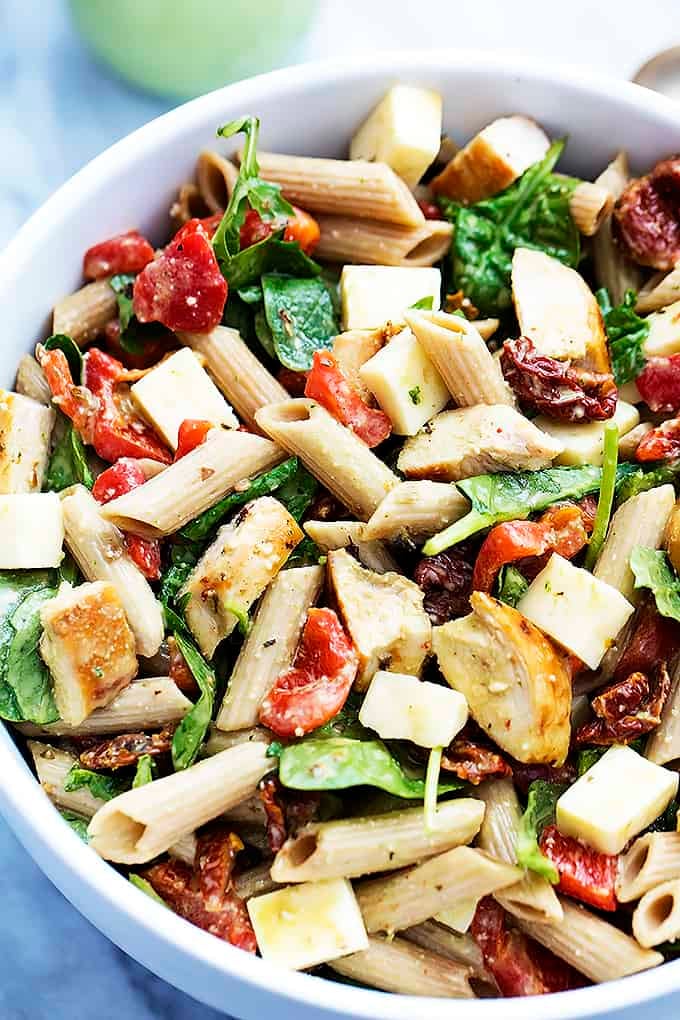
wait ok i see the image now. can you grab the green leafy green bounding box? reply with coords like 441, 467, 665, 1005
424, 745, 444, 831
254, 305, 276, 359
275, 461, 318, 522
648, 798, 679, 833
577, 747, 606, 776
58, 553, 81, 587
408, 386, 422, 405
133, 755, 156, 788
171, 631, 216, 770
285, 536, 323, 568
278, 737, 462, 798
410, 296, 434, 310
109, 273, 136, 333
159, 539, 202, 616
109, 273, 167, 354
616, 460, 680, 505
45, 421, 94, 492
222, 234, 320, 291
0, 572, 59, 724
262, 275, 338, 371
440, 141, 580, 316
64, 766, 129, 802
584, 420, 618, 570
59, 810, 90, 842
129, 874, 168, 906
630, 546, 680, 622
516, 780, 566, 883
43, 333, 83, 382
597, 289, 649, 386
497, 565, 529, 607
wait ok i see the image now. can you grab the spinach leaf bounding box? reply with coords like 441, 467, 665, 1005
58, 553, 81, 586
278, 737, 462, 798
109, 273, 167, 354
597, 288, 649, 386
59, 810, 90, 842
0, 572, 59, 724
276, 461, 318, 522
254, 305, 276, 359
630, 546, 680, 622
132, 754, 156, 788
424, 463, 637, 555
516, 780, 566, 883
64, 766, 129, 801
616, 460, 680, 505
285, 536, 323, 568
180, 456, 300, 541
577, 747, 606, 776
109, 273, 136, 333
45, 420, 94, 492
647, 798, 679, 834
129, 874, 168, 906
584, 420, 618, 570
171, 631, 216, 770
410, 296, 435, 310
43, 333, 83, 383
497, 565, 529, 607
223, 234, 320, 291
159, 539, 202, 613
441, 141, 580, 316
262, 275, 338, 371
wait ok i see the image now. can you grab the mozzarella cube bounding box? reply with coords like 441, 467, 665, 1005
617, 380, 642, 405
556, 745, 679, 855
359, 670, 468, 747
358, 328, 450, 435
350, 85, 443, 189
341, 266, 441, 330
517, 554, 634, 670
644, 299, 680, 358
0, 389, 54, 493
247, 879, 368, 970
533, 401, 640, 466
131, 348, 238, 450
435, 898, 479, 934
0, 493, 63, 568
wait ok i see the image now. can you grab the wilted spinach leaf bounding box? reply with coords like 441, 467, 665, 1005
516, 780, 565, 883
59, 810, 90, 842
497, 565, 529, 607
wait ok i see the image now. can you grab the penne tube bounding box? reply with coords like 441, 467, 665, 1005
215, 565, 324, 731
234, 861, 279, 901
170, 182, 209, 227
61, 485, 163, 657
617, 832, 680, 902
569, 180, 614, 237
29, 741, 104, 818
52, 279, 118, 345
204, 724, 272, 756
403, 921, 495, 987
255, 399, 398, 521
593, 485, 675, 600
517, 897, 663, 981
15, 354, 51, 405
87, 741, 275, 865
474, 318, 501, 341
314, 214, 452, 267
303, 520, 399, 574
637, 263, 680, 314
592, 153, 643, 306
328, 934, 474, 998
195, 149, 238, 212
633, 878, 680, 947
355, 846, 521, 935
0, 389, 55, 494
271, 799, 484, 883
167, 830, 197, 866
477, 779, 563, 924
252, 151, 425, 227
363, 481, 469, 542
17, 678, 192, 738
647, 657, 680, 765
618, 422, 652, 460
405, 309, 516, 407
101, 428, 284, 538
180, 325, 288, 430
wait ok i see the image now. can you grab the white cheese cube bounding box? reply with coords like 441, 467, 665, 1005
0, 493, 63, 568
131, 348, 238, 450
556, 745, 679, 855
533, 401, 640, 466
644, 299, 680, 358
358, 670, 468, 748
0, 390, 54, 493
247, 879, 368, 970
617, 380, 642, 405
350, 85, 443, 189
358, 328, 450, 435
517, 553, 634, 669
435, 898, 479, 934
341, 266, 441, 330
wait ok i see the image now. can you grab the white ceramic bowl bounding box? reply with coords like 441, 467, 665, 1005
2, 49, 680, 1020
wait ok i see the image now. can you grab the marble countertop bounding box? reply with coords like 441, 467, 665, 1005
3, 1, 680, 1017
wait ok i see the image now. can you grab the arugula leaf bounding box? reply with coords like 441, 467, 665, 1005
262, 275, 338, 371
616, 460, 680, 505
59, 810, 90, 842
516, 780, 566, 883
497, 565, 529, 608
0, 572, 59, 724
43, 333, 83, 383
64, 766, 129, 801
171, 631, 216, 770
597, 288, 649, 386
223, 234, 320, 291
132, 754, 156, 788
584, 420, 618, 570
45, 420, 94, 492
424, 463, 637, 555
630, 546, 680, 622
278, 737, 462, 798
129, 874, 168, 906
440, 141, 580, 316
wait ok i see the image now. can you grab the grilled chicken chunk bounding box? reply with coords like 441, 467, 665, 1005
433, 592, 572, 765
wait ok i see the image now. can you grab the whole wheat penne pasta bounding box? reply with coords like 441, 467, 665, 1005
180, 325, 288, 429
271, 799, 484, 883
592, 153, 643, 305
403, 921, 495, 986
646, 657, 680, 765
477, 779, 563, 924
0, 389, 54, 493
328, 934, 474, 998
216, 564, 324, 731
252, 151, 424, 227
303, 519, 399, 574
356, 846, 521, 935
195, 149, 238, 211
363, 481, 469, 542
332, 327, 386, 401
15, 354, 51, 405
234, 861, 279, 900
204, 724, 272, 756
517, 897, 662, 980
617, 832, 680, 902
170, 182, 208, 227
87, 741, 275, 864
61, 485, 163, 657
633, 879, 680, 947
52, 279, 118, 345
314, 214, 452, 267
474, 318, 501, 341
101, 428, 284, 538
224, 793, 267, 827
29, 741, 105, 818
405, 309, 516, 407
618, 422, 652, 460
637, 263, 680, 314
593, 485, 675, 599
255, 399, 398, 520
167, 831, 197, 866
569, 180, 614, 237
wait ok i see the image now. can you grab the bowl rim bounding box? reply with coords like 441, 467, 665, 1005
2, 47, 680, 1020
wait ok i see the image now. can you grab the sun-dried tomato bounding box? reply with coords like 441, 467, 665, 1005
636, 417, 680, 462
93, 458, 161, 579
614, 597, 680, 680
414, 547, 474, 625
511, 761, 577, 796
441, 738, 512, 785
79, 727, 174, 770
304, 350, 392, 448
575, 662, 671, 746
277, 366, 309, 396
539, 824, 618, 912
637, 354, 680, 413
195, 828, 244, 911
167, 635, 199, 697
83, 229, 155, 281
501, 336, 617, 422
258, 775, 320, 855
613, 156, 680, 270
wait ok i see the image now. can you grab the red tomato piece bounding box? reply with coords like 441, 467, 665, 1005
103, 319, 170, 371
283, 206, 321, 255
83, 230, 155, 281
636, 417, 680, 461
304, 350, 392, 448
239, 207, 275, 249
175, 419, 213, 460
637, 354, 680, 413
539, 825, 618, 912
172, 213, 223, 245
133, 229, 227, 334
277, 366, 308, 396
92, 458, 161, 579
259, 608, 358, 738
417, 198, 441, 220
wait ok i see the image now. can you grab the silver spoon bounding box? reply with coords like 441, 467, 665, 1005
633, 46, 680, 100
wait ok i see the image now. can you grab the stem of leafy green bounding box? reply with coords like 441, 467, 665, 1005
132, 754, 156, 788
424, 745, 443, 832
585, 421, 619, 570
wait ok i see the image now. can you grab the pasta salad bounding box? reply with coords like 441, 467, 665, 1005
8, 83, 680, 998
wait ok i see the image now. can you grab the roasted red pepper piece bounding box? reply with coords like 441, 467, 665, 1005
575, 662, 671, 746
304, 350, 392, 448
636, 355, 680, 413
92, 458, 162, 579
239, 205, 320, 255
613, 156, 680, 270
539, 824, 618, 911
172, 214, 223, 245
259, 607, 358, 738
636, 418, 680, 461
83, 229, 155, 281
175, 419, 213, 460
501, 336, 617, 422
